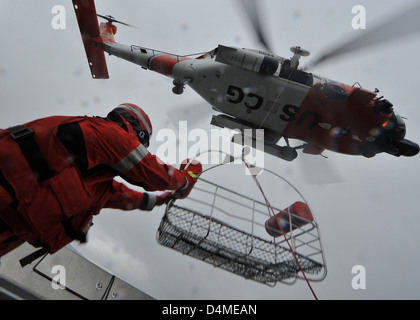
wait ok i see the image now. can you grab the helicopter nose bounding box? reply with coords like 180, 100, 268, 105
380, 113, 419, 157
393, 139, 420, 157
383, 113, 406, 140
394, 114, 406, 140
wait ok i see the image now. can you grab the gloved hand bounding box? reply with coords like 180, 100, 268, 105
156, 192, 176, 206
174, 159, 202, 199
179, 158, 202, 174
140, 192, 175, 211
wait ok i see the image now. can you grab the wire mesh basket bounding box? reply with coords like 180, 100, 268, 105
157, 165, 327, 286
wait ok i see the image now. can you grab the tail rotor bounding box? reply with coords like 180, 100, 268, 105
97, 14, 137, 28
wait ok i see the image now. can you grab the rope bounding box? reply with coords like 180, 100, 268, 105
243, 161, 319, 300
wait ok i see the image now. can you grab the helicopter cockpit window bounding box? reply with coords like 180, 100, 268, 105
279, 59, 313, 86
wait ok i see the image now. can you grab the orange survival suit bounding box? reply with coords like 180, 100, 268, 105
0, 115, 192, 256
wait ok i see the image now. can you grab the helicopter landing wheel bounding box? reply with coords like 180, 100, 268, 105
173, 79, 189, 95
172, 86, 184, 95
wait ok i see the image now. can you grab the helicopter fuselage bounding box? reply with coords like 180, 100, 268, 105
73, 0, 419, 161
101, 37, 416, 159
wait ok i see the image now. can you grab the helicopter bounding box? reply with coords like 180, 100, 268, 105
72, 0, 419, 162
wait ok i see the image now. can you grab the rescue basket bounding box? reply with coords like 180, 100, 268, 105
157, 160, 327, 286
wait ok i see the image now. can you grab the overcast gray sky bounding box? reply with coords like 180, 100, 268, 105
1, 0, 420, 300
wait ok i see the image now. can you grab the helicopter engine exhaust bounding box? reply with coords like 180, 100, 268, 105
216, 45, 280, 76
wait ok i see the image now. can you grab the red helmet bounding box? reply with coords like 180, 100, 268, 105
109, 103, 153, 147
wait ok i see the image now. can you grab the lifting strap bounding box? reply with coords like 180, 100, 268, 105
8, 125, 54, 183
19, 248, 47, 267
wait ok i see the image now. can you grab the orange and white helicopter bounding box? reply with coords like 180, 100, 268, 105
72, 0, 419, 162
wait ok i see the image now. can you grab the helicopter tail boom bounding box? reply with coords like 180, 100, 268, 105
73, 0, 110, 79
73, 0, 194, 81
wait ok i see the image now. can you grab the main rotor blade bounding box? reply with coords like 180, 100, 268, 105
310, 2, 420, 68
237, 0, 273, 52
